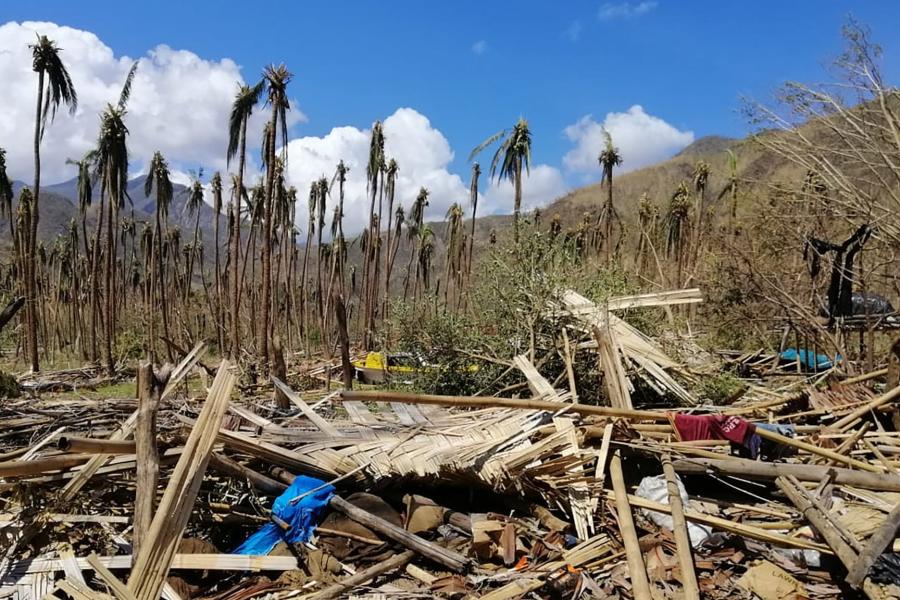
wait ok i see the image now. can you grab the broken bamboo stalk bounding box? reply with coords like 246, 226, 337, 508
0, 454, 96, 478
776, 476, 854, 560
57, 437, 137, 455
328, 495, 469, 572
610, 452, 652, 600
661, 454, 699, 600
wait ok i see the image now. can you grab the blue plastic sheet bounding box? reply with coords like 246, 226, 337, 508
779, 348, 840, 370
234, 474, 335, 555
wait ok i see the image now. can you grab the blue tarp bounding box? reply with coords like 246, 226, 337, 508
779, 348, 841, 370
234, 475, 335, 555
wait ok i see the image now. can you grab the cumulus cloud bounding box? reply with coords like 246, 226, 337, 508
483, 164, 568, 215
0, 21, 304, 185
471, 40, 487, 55
597, 1, 658, 20
562, 105, 693, 177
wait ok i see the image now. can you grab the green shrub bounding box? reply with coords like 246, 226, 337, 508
696, 372, 746, 405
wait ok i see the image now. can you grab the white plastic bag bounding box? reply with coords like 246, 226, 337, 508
635, 474, 712, 548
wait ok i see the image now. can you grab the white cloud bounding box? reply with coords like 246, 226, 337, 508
483, 164, 568, 214
562, 105, 693, 177
0, 21, 304, 185
564, 20, 583, 42
471, 40, 487, 55
597, 1, 658, 20
282, 108, 472, 236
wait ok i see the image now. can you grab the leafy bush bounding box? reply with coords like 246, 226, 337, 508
387, 224, 652, 402
696, 372, 746, 405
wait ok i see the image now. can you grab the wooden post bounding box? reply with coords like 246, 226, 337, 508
610, 452, 652, 600
272, 336, 289, 409
133, 361, 170, 558
334, 292, 353, 390
661, 454, 699, 600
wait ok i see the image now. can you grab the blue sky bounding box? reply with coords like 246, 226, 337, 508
1, 1, 898, 231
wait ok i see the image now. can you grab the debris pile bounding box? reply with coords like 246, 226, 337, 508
1, 290, 900, 599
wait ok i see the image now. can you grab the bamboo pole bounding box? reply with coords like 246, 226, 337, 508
661, 454, 699, 600
609, 452, 652, 600
754, 427, 881, 472
340, 390, 666, 421
57, 437, 137, 455
671, 457, 900, 491
832, 385, 900, 431
840, 368, 888, 386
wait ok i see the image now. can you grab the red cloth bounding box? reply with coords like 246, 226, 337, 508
672, 413, 755, 446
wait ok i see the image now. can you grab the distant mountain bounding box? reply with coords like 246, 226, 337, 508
0, 176, 223, 257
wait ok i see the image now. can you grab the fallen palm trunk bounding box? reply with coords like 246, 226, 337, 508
671, 456, 900, 491
0, 297, 24, 335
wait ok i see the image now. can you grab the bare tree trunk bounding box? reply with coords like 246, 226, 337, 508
231, 121, 248, 359
260, 120, 276, 371
26, 69, 45, 372
134, 361, 170, 557
334, 292, 353, 390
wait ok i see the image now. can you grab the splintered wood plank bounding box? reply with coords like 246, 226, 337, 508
272, 377, 340, 437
